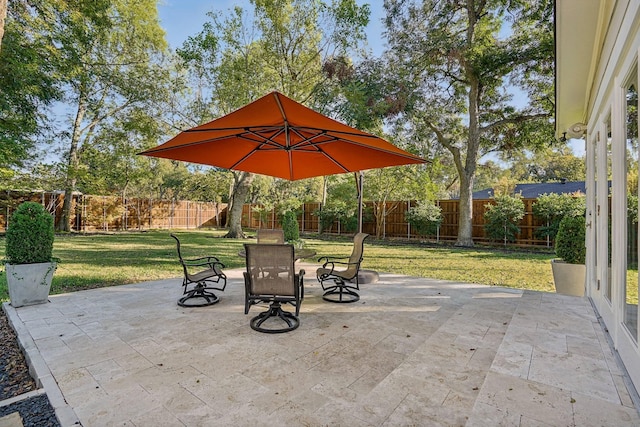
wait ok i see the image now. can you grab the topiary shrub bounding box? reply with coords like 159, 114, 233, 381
281, 210, 300, 242
5, 201, 55, 265
555, 215, 586, 264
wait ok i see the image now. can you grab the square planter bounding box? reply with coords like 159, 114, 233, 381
551, 259, 585, 297
6, 262, 57, 307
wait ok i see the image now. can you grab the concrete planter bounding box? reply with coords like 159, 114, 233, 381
551, 259, 585, 297
6, 262, 57, 307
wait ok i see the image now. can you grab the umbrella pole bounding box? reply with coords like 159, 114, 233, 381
356, 171, 364, 234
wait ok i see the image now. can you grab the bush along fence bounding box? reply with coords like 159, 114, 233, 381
242, 199, 559, 247
1, 190, 578, 247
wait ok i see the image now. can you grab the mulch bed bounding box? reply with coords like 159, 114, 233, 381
0, 309, 36, 400
0, 308, 60, 426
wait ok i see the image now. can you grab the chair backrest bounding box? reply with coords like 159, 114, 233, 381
244, 244, 296, 296
170, 233, 185, 262
257, 229, 285, 244
345, 232, 369, 276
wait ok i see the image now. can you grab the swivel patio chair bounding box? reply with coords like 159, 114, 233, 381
171, 234, 227, 307
256, 228, 285, 244
316, 232, 369, 303
243, 243, 304, 333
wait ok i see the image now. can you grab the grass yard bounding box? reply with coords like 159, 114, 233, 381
0, 229, 556, 301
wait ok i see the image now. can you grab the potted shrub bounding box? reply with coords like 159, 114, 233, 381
551, 215, 586, 296
4, 201, 57, 307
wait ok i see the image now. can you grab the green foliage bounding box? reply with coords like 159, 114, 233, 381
315, 202, 352, 232
405, 201, 442, 236
5, 202, 54, 265
0, 1, 64, 170
555, 215, 586, 264
629, 193, 638, 225
483, 195, 525, 244
280, 210, 300, 242
532, 193, 585, 240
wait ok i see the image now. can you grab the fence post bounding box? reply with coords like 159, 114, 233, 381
436, 200, 440, 242
407, 200, 410, 239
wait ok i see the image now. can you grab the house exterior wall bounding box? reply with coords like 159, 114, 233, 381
581, 0, 640, 394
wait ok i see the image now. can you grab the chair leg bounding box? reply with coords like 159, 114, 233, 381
321, 279, 360, 303
178, 282, 220, 307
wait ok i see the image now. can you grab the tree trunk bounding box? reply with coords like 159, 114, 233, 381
59, 93, 87, 232
224, 172, 253, 238
456, 172, 475, 246
0, 0, 7, 52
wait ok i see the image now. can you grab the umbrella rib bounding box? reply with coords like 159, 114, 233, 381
273, 93, 294, 177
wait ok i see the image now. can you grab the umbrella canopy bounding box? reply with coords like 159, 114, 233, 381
140, 91, 425, 180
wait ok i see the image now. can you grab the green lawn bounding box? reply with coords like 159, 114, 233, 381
0, 229, 556, 301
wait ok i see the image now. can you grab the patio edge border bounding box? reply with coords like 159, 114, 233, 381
2, 302, 81, 427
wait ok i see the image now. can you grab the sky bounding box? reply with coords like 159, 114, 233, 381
157, 0, 386, 54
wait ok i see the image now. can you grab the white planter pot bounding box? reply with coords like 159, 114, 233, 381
6, 262, 56, 308
551, 259, 585, 297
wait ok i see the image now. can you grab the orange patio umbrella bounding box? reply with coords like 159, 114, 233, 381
139, 91, 425, 180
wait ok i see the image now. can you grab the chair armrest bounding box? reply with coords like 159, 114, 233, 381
296, 269, 305, 300
317, 260, 359, 279
317, 255, 348, 262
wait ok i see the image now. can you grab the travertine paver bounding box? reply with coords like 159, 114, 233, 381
4, 263, 640, 426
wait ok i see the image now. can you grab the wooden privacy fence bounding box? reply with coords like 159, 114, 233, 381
0, 191, 226, 232
241, 198, 554, 247
1, 190, 554, 247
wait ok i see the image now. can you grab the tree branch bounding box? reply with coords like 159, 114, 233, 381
481, 112, 549, 133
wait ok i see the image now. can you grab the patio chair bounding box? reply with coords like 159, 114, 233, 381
256, 228, 285, 244
171, 234, 227, 307
316, 232, 369, 303
243, 243, 304, 333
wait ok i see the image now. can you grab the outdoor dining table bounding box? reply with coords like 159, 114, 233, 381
237, 247, 316, 261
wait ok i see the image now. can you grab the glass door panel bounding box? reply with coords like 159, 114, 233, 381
625, 76, 639, 340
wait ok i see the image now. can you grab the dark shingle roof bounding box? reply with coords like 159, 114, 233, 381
471, 181, 587, 199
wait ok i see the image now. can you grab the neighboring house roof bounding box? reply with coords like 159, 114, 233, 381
471, 181, 587, 200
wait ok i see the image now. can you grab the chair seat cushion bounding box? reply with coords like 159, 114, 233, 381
188, 268, 221, 282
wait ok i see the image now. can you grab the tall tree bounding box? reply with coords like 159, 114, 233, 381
384, 0, 554, 246
178, 0, 369, 238
0, 1, 70, 180
53, 0, 168, 231
0, 0, 6, 50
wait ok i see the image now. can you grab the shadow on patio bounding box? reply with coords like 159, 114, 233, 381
4, 263, 640, 426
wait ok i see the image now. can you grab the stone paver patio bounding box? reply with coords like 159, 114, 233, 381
4, 263, 640, 426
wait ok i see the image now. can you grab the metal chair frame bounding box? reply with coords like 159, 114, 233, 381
243, 243, 304, 333
171, 234, 227, 307
316, 233, 369, 303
